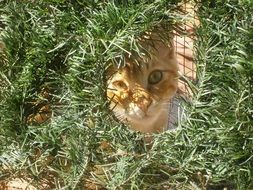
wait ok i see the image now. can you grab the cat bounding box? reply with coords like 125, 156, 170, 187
107, 33, 178, 133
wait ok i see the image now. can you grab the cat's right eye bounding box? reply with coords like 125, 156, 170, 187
148, 70, 163, 85
113, 80, 128, 90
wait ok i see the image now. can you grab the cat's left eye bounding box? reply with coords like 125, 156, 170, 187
113, 80, 128, 90
148, 70, 163, 85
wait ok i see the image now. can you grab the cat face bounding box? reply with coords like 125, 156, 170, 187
106, 40, 178, 133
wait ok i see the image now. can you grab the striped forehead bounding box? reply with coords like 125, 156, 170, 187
124, 59, 153, 74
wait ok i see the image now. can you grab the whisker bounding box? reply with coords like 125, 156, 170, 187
114, 110, 126, 120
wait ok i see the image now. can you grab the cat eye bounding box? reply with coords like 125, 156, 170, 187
113, 80, 128, 90
148, 70, 163, 85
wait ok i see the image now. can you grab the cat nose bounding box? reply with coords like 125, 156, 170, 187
134, 95, 152, 112
139, 98, 152, 112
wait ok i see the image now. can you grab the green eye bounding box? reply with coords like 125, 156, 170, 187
148, 70, 163, 85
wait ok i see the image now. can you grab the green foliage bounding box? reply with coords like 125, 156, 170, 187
192, 2, 253, 189
0, 0, 253, 189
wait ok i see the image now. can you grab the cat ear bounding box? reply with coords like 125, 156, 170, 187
154, 39, 175, 59
138, 31, 176, 63
166, 39, 176, 58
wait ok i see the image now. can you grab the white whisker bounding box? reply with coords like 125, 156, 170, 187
114, 111, 126, 122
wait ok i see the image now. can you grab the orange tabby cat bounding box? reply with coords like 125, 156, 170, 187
107, 34, 178, 133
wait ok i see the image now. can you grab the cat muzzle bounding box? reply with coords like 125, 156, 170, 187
127, 103, 146, 118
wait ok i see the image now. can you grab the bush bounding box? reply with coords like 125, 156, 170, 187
0, 0, 252, 189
